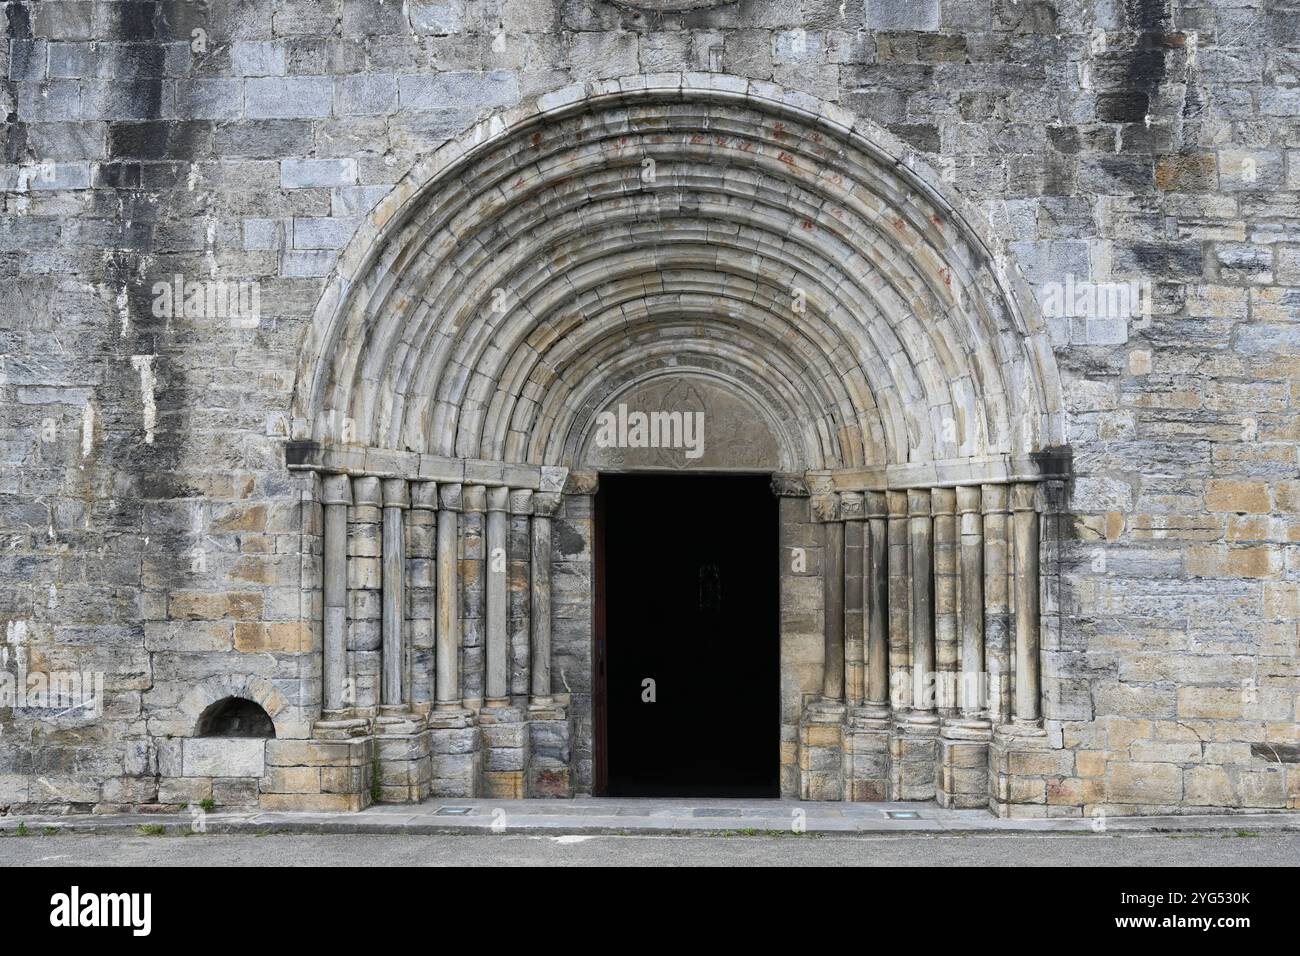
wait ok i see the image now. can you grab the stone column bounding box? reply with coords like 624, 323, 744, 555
508, 489, 533, 698
380, 478, 408, 709
938, 485, 994, 809
981, 484, 1012, 725
434, 483, 463, 712
460, 484, 487, 707
320, 474, 351, 716
931, 488, 958, 715
841, 492, 866, 707
956, 486, 986, 718
907, 489, 936, 719
864, 492, 890, 713
816, 491, 845, 704
406, 481, 438, 712
348, 476, 383, 714
1011, 482, 1042, 725
529, 491, 561, 709
886, 490, 911, 713
484, 486, 510, 708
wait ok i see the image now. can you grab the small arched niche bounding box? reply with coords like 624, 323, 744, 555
196, 696, 277, 739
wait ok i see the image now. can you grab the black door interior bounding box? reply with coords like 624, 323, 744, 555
600, 474, 779, 797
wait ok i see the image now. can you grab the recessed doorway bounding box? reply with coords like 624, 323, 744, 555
594, 474, 779, 797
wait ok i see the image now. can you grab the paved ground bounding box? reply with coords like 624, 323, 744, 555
4, 797, 1298, 838
2, 831, 1297, 866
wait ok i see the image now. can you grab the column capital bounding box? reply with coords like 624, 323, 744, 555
381, 477, 410, 509
886, 489, 909, 517
410, 480, 438, 511
438, 482, 463, 512
930, 487, 956, 516
320, 473, 353, 507
770, 473, 810, 497
955, 484, 981, 514
563, 471, 599, 495
486, 486, 510, 513
812, 492, 841, 522
866, 490, 888, 518
352, 475, 382, 508
462, 483, 487, 513
980, 483, 1010, 514
532, 491, 562, 517
509, 488, 534, 515
840, 491, 866, 520
1010, 481, 1041, 512
907, 488, 931, 517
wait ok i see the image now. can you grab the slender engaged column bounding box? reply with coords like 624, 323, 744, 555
981, 484, 1012, 724
865, 492, 890, 711
435, 483, 462, 712
380, 478, 409, 708
841, 492, 866, 707
349, 476, 383, 712
908, 489, 935, 715
508, 490, 533, 697
407, 481, 438, 711
956, 486, 986, 717
815, 492, 845, 703
886, 490, 911, 711
530, 492, 561, 708
932, 488, 958, 714
321, 474, 352, 715
485, 486, 510, 707
1012, 482, 1042, 725
460, 484, 487, 707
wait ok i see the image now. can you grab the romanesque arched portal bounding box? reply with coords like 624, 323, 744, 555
287, 75, 1069, 811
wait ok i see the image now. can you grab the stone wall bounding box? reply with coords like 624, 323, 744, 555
0, 0, 1297, 816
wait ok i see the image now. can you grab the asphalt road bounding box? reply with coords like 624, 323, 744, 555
2, 831, 1297, 866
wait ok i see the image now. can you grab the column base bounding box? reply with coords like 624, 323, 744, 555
374, 709, 432, 804
937, 716, 992, 809
527, 704, 573, 797
260, 722, 375, 812
428, 710, 481, 797
989, 720, 1073, 818
889, 710, 940, 801
843, 704, 890, 801
799, 700, 846, 801
479, 703, 529, 799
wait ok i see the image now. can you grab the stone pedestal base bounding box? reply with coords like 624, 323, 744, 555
937, 717, 992, 809
374, 709, 432, 804
843, 706, 890, 801
989, 721, 1060, 818
427, 709, 480, 797
260, 717, 373, 812
526, 704, 572, 797
799, 700, 846, 801
889, 711, 940, 801
480, 704, 529, 799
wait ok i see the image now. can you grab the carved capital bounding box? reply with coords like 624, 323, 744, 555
438, 482, 463, 512
381, 477, 410, 509
320, 474, 353, 507
509, 489, 534, 515
351, 475, 382, 509
563, 471, 600, 496
865, 490, 888, 519
462, 484, 487, 513
955, 485, 981, 515
839, 491, 866, 520
532, 492, 563, 518
410, 480, 438, 511
812, 492, 841, 522
486, 486, 510, 513
770, 473, 810, 497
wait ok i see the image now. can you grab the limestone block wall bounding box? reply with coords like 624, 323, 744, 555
0, 0, 1296, 815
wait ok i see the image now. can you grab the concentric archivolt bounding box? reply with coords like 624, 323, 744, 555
294, 75, 1064, 475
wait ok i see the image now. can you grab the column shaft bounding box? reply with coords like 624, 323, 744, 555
908, 489, 935, 713
348, 476, 383, 711
380, 478, 409, 707
1012, 482, 1042, 724
407, 481, 438, 710
886, 490, 911, 711
435, 483, 462, 710
865, 492, 889, 707
981, 484, 1012, 724
817, 493, 845, 702
530, 493, 560, 706
321, 474, 351, 714
932, 488, 958, 713
485, 486, 510, 705
841, 492, 865, 707
956, 485, 986, 717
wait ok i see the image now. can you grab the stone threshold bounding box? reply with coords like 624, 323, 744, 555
3, 801, 1298, 838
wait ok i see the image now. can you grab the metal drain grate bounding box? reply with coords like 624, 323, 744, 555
884, 810, 921, 819
434, 806, 474, 816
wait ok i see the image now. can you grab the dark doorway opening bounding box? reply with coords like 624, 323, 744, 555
595, 474, 779, 797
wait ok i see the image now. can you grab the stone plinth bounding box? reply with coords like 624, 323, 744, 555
261, 718, 374, 812
479, 704, 530, 799
844, 706, 890, 801
527, 704, 573, 798
374, 709, 432, 804
427, 709, 481, 797
799, 700, 846, 801
937, 717, 993, 809
889, 711, 940, 801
